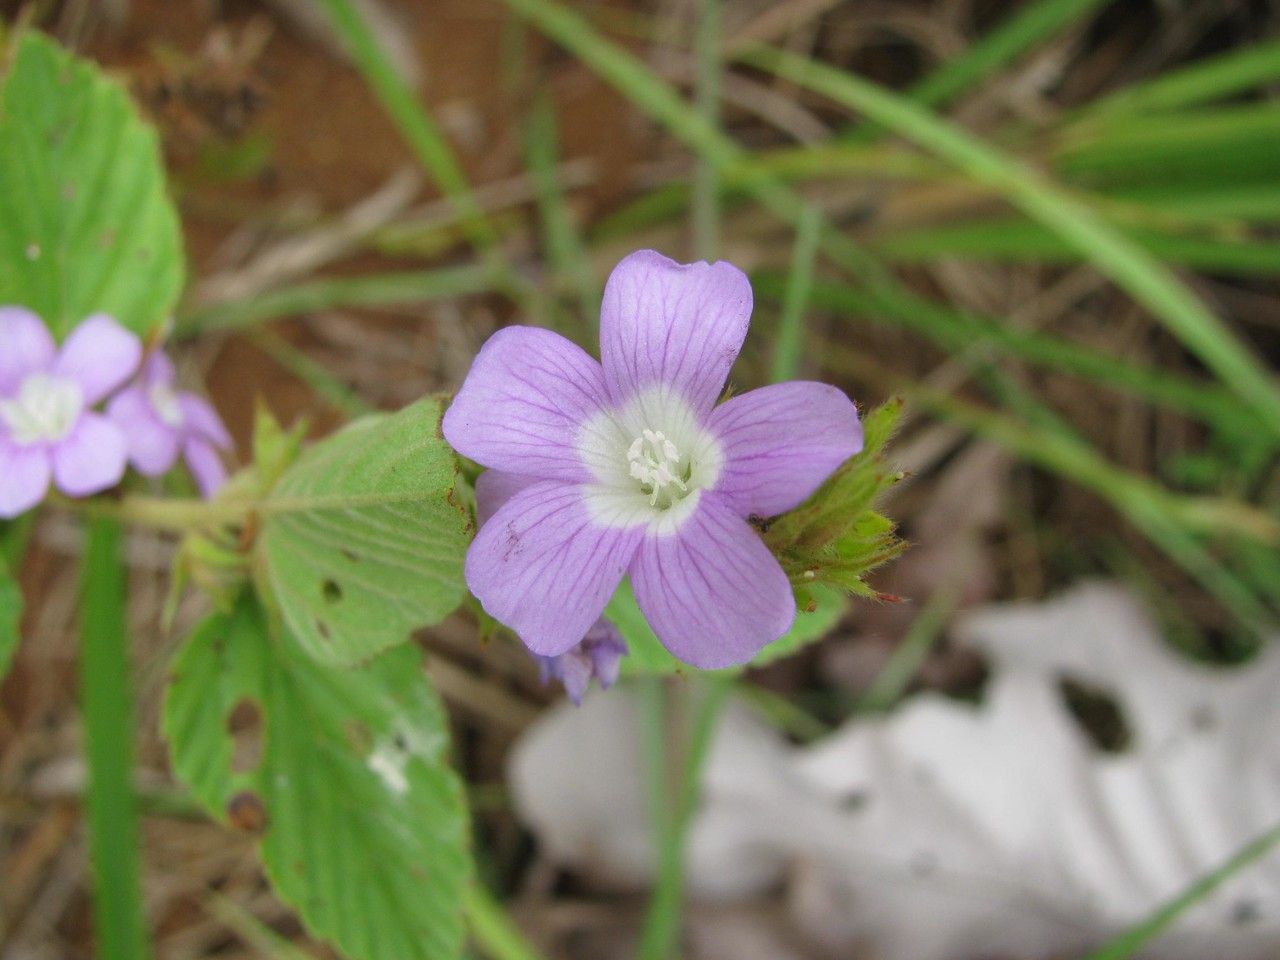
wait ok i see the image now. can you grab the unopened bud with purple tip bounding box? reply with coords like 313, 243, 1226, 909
535, 619, 628, 705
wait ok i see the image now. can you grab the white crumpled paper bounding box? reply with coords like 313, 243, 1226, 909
510, 582, 1280, 960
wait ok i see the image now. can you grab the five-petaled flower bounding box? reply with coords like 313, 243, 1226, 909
444, 250, 863, 669
0, 309, 141, 519
108, 351, 233, 498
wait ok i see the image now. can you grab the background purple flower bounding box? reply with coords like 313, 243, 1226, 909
445, 250, 863, 669
107, 351, 233, 498
0, 309, 140, 518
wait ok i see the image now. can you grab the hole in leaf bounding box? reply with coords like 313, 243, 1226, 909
322, 579, 342, 603
1057, 677, 1133, 754
226, 698, 264, 774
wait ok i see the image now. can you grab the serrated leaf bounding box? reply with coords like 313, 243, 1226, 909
252, 401, 308, 491
164, 594, 471, 960
256, 397, 471, 666
606, 578, 846, 675
860, 396, 904, 456
0, 31, 183, 337
0, 558, 21, 683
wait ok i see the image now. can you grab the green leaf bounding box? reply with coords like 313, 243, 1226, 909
606, 578, 846, 675
251, 402, 308, 492
0, 31, 183, 338
256, 397, 470, 666
0, 557, 21, 687
164, 594, 471, 960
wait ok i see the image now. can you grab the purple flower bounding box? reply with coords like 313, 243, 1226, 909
444, 250, 863, 669
536, 620, 628, 705
476, 470, 629, 702
107, 351, 233, 498
0, 309, 141, 518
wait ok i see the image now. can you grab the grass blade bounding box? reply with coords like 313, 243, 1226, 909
177, 263, 501, 334
754, 273, 1260, 437
770, 204, 822, 383
310, 0, 505, 261
1083, 820, 1280, 960
691, 0, 721, 261
909, 0, 1114, 109
525, 93, 599, 326
742, 45, 1280, 439
1085, 37, 1280, 116
874, 218, 1280, 277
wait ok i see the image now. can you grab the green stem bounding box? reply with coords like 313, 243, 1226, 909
79, 518, 150, 960
636, 675, 732, 960
59, 494, 246, 532
465, 884, 549, 960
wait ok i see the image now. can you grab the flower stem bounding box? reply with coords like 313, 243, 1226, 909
636, 674, 732, 960
56, 493, 246, 532
79, 517, 150, 960
465, 884, 549, 960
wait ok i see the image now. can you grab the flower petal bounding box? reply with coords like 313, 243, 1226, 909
178, 393, 232, 448
0, 307, 55, 395
142, 349, 176, 387
599, 250, 752, 413
552, 651, 594, 706
51, 412, 127, 497
443, 326, 611, 482
183, 438, 228, 498
465, 480, 643, 656
107, 386, 180, 475
0, 439, 51, 518
709, 381, 863, 517
52, 314, 142, 405
631, 494, 795, 669
474, 469, 539, 527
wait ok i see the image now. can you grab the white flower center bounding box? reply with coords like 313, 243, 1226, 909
0, 374, 84, 446
577, 386, 724, 534
148, 382, 185, 428
627, 429, 690, 508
